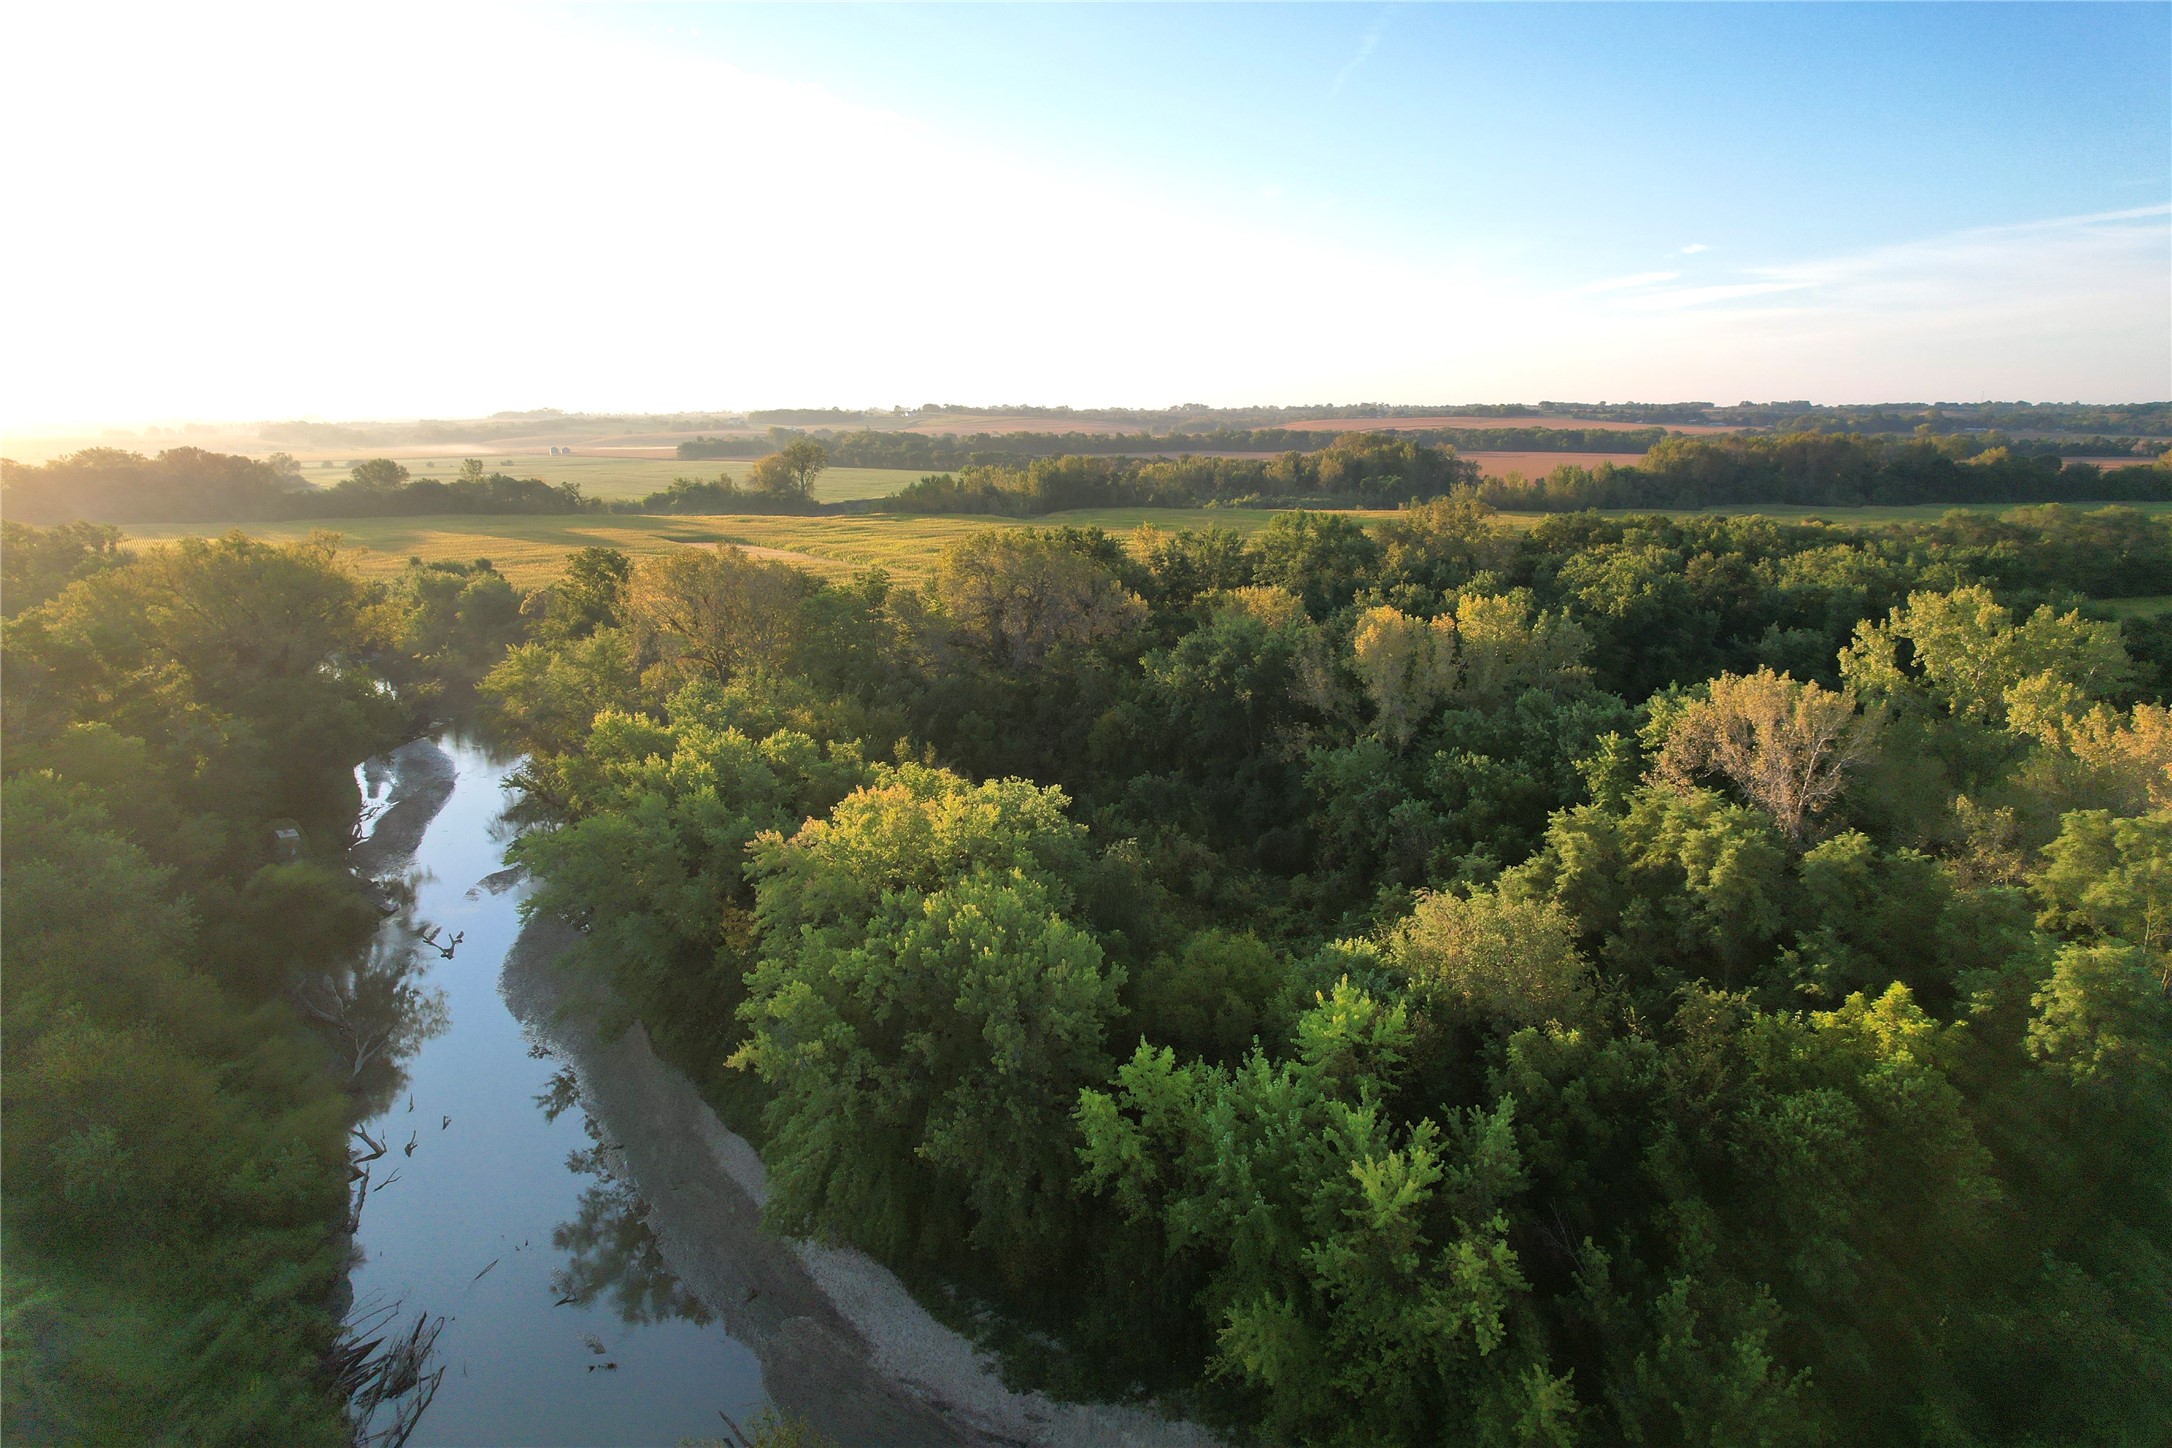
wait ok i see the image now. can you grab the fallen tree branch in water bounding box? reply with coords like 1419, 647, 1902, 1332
334, 1300, 446, 1448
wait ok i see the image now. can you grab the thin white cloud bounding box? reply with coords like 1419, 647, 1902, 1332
1679, 242, 1711, 255
1580, 270, 1681, 293
1328, 11, 1390, 96
1570, 205, 2170, 399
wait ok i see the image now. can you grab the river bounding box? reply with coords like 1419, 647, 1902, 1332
340, 732, 1217, 1448
344, 735, 769, 1447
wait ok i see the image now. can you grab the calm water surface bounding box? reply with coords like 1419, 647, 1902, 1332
346, 734, 769, 1447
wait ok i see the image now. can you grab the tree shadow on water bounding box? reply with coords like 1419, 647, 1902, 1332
533, 1062, 714, 1328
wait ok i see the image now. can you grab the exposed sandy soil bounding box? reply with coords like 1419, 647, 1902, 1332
351, 739, 458, 876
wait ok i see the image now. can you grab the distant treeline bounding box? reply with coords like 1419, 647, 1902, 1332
10, 434, 2168, 529
103, 400, 2172, 459
730, 398, 2172, 435
674, 436, 775, 460
1471, 433, 2172, 512
686, 426, 1675, 468
686, 424, 2172, 473
617, 476, 814, 515
1709, 399, 2172, 437
888, 434, 1484, 513
0, 448, 832, 525
881, 431, 2172, 517
0, 450, 594, 525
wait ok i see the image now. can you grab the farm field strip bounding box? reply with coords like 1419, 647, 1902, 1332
289, 455, 928, 503
1466, 450, 1650, 477
113, 509, 1310, 587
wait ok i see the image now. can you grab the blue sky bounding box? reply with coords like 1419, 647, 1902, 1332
3, 3, 2166, 424
636, 1, 2169, 270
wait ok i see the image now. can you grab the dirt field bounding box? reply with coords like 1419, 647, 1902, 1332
1465, 450, 1649, 476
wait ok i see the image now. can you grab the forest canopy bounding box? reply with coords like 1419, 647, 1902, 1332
475, 498, 2171, 1446
0, 526, 525, 1443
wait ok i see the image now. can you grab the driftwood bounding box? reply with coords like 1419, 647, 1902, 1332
333, 1299, 445, 1448
346, 1126, 389, 1233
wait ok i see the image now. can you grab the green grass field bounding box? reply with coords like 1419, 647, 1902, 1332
297, 453, 926, 504
2092, 595, 2172, 620
115, 500, 2172, 592
115, 509, 1320, 587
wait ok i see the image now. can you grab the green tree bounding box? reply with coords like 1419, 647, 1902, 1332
0, 520, 124, 618
931, 528, 1145, 670
479, 628, 643, 756
1124, 928, 1291, 1065
346, 457, 411, 491
1252, 510, 1381, 617
1840, 584, 2131, 730
1395, 887, 1592, 1031
544, 545, 633, 640
747, 438, 829, 500
1079, 981, 1561, 1447
9, 529, 400, 823
731, 766, 1122, 1281
626, 545, 815, 686
2034, 808, 2171, 963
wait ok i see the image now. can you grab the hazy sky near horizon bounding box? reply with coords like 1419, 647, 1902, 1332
3, 2, 2167, 428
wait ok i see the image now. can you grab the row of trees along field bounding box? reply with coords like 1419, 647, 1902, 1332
883, 433, 2172, 515
477, 500, 2171, 1446
0, 445, 841, 526
0, 522, 526, 1443
684, 423, 2168, 470
729, 399, 2172, 435
7, 429, 2170, 526
681, 425, 1679, 466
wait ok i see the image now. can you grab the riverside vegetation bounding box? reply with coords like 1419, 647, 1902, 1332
4, 496, 2169, 1445
0, 523, 526, 1443
486, 501, 2168, 1444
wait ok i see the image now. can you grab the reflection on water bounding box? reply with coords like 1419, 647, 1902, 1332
302, 892, 451, 1121
343, 734, 768, 1447
536, 1065, 716, 1330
